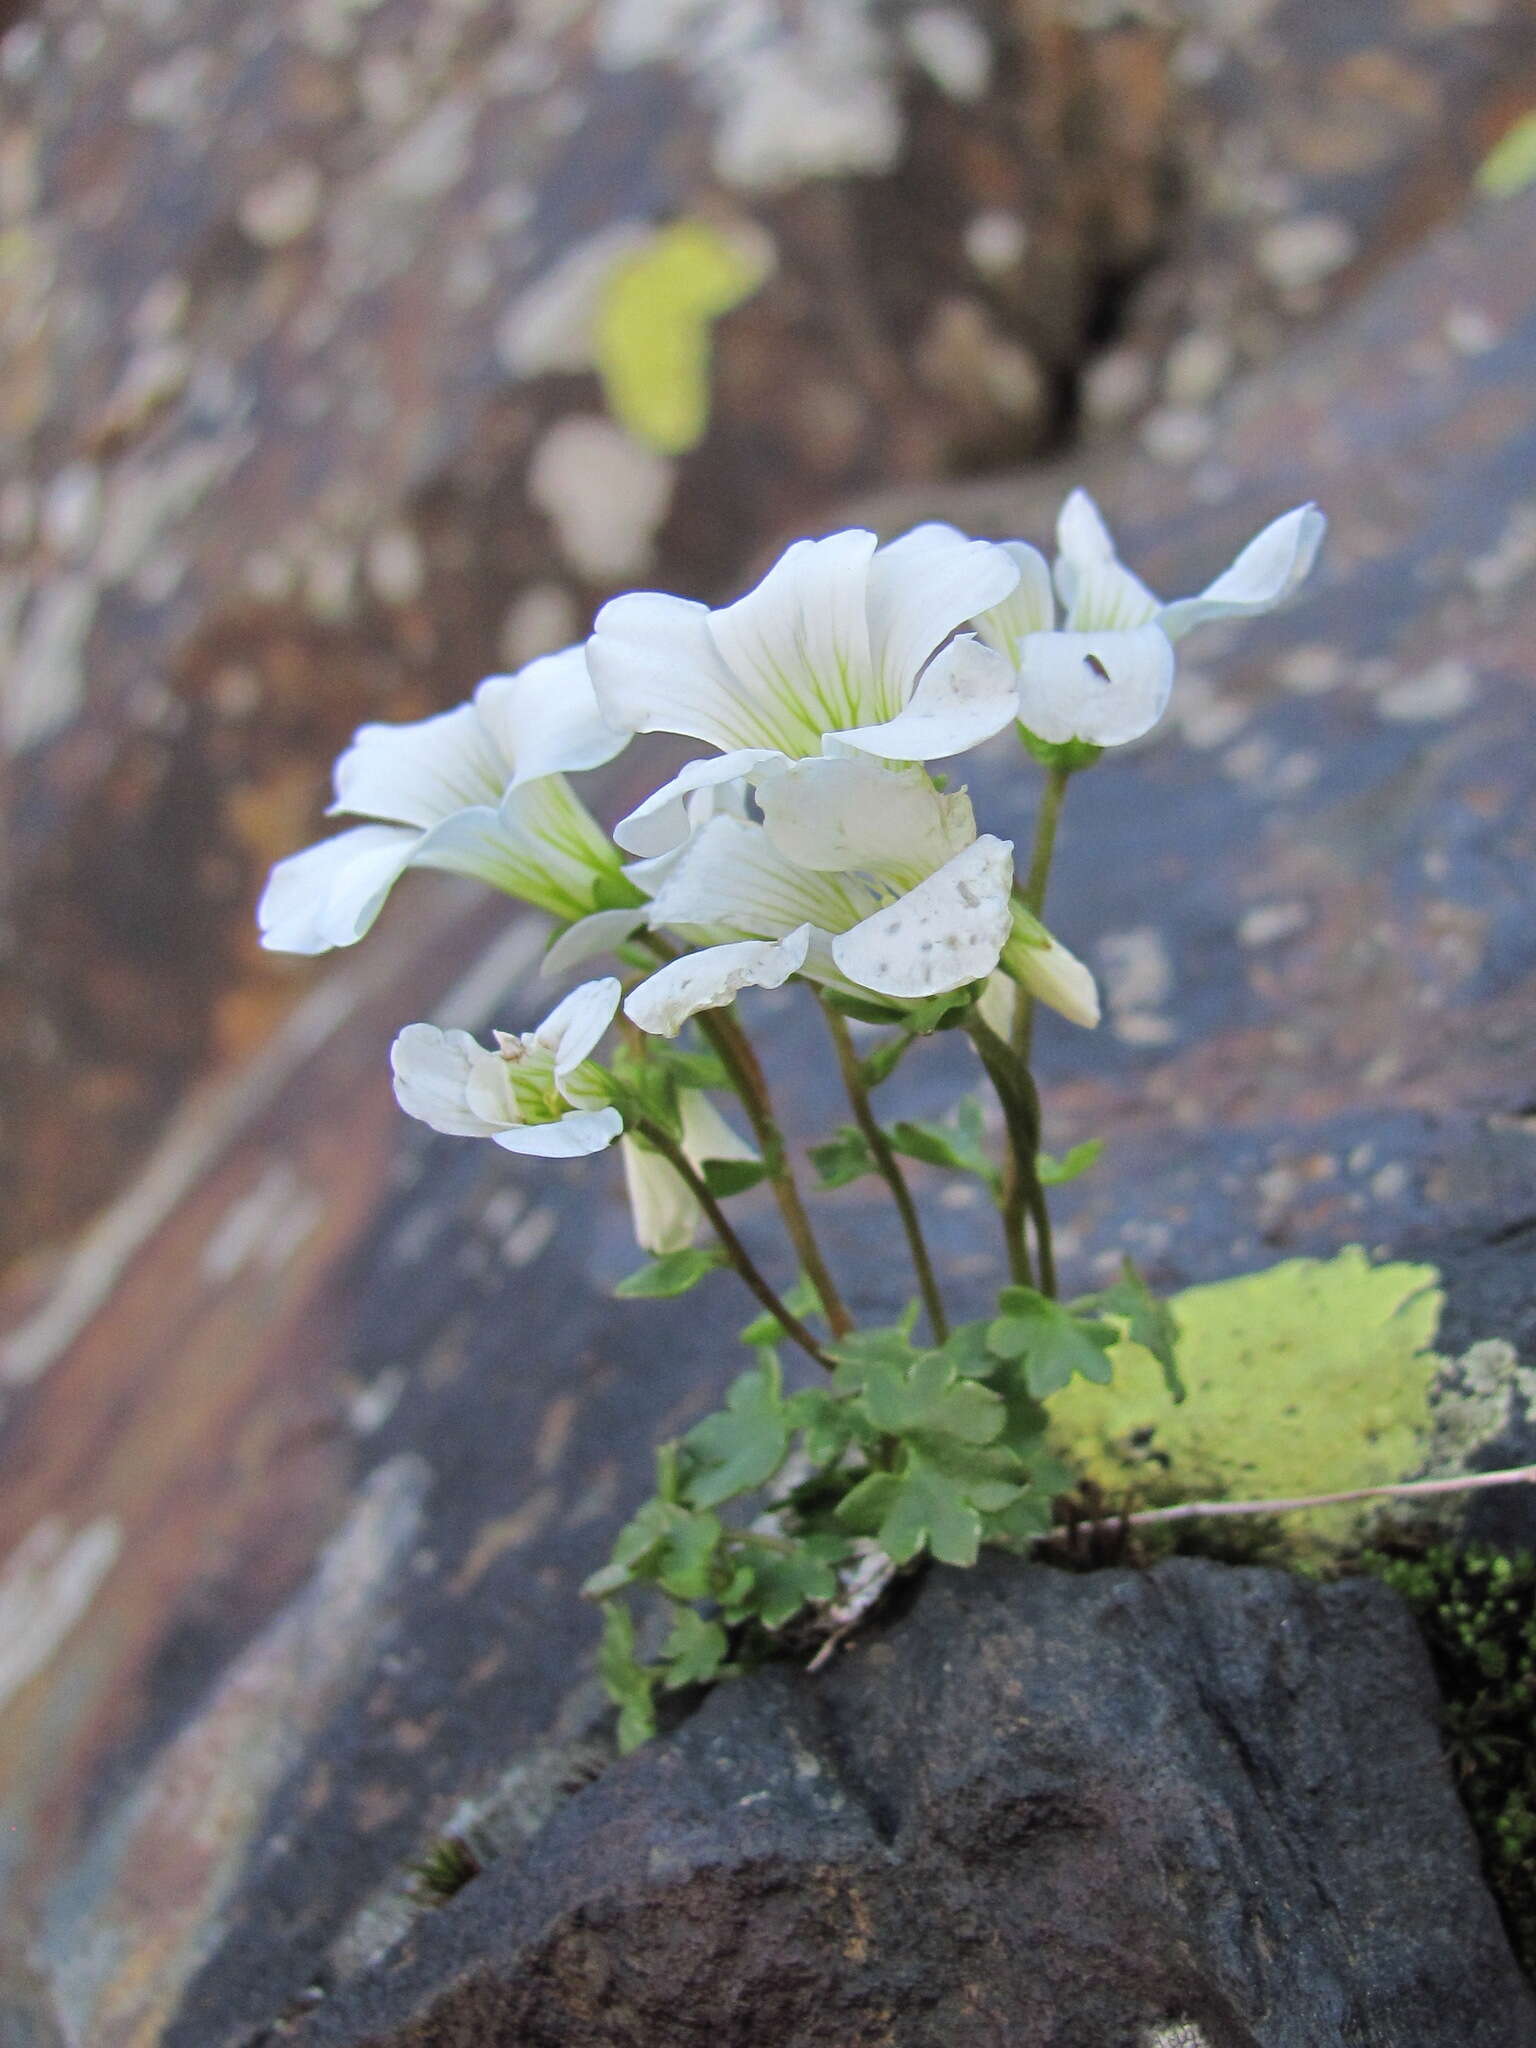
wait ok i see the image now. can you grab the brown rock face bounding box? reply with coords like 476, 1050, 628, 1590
2, 165, 1535, 2044
1, 0, 1184, 1271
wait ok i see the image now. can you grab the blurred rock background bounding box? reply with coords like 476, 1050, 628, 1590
1, 2, 1535, 2042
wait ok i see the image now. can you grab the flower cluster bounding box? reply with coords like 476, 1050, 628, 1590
261, 489, 1322, 1257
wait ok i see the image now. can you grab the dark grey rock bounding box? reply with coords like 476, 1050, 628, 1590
294, 1557, 1536, 2048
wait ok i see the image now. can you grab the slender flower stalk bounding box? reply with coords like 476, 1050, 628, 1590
965, 1009, 1056, 1295
633, 1117, 836, 1371
818, 995, 949, 1344
640, 933, 852, 1337
1012, 760, 1071, 1064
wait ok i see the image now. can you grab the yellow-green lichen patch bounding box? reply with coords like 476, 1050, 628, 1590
1049, 1247, 1446, 1557
1477, 111, 1536, 200
593, 222, 768, 455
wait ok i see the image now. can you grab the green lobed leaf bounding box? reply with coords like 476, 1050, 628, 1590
659, 1606, 731, 1689
723, 1532, 850, 1629
616, 1247, 727, 1299
739, 1271, 825, 1348
836, 1441, 1022, 1568
858, 1350, 1006, 1448
986, 1286, 1117, 1397
1074, 1257, 1185, 1403
1037, 1139, 1104, 1186
680, 1356, 793, 1509
701, 1156, 771, 1199
811, 1127, 879, 1190
597, 1601, 658, 1752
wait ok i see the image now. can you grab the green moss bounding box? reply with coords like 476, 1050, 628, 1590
409, 1833, 481, 1903
1048, 1248, 1445, 1558
1364, 1546, 1536, 1976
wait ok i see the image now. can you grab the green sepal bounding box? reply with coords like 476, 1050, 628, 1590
615, 1246, 727, 1299
1016, 725, 1102, 774
824, 988, 909, 1025
590, 871, 649, 911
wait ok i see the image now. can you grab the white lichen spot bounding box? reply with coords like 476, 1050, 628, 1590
1099, 927, 1176, 1047
496, 224, 652, 378
0, 1516, 123, 1709
501, 582, 579, 666
902, 8, 993, 101
305, 541, 359, 623
377, 98, 476, 203
41, 462, 103, 561
1377, 659, 1476, 723
239, 163, 324, 248
1163, 331, 1233, 409
365, 525, 426, 607
1466, 503, 1536, 598
1082, 347, 1154, 430
1140, 405, 1214, 466
127, 48, 215, 127
963, 208, 1029, 276
1444, 304, 1501, 357
1239, 900, 1309, 948
1255, 214, 1359, 295
527, 416, 675, 582
1274, 642, 1344, 694
3, 574, 97, 754
1144, 2025, 1213, 2048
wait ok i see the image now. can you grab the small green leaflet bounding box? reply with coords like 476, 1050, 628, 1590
890, 1096, 998, 1190
659, 1607, 730, 1690
701, 1156, 770, 1199
811, 1126, 878, 1189
1037, 1138, 1103, 1186
837, 1441, 1023, 1567
680, 1356, 793, 1508
615, 1247, 726, 1298
739, 1270, 825, 1348
598, 1602, 657, 1753
1073, 1257, 1185, 1403
654, 1048, 731, 1090
986, 1285, 1117, 1397
857, 1349, 1006, 1447
723, 1532, 848, 1628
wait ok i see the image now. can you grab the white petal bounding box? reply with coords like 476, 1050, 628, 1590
391, 1024, 505, 1137
972, 541, 1056, 665
1157, 504, 1326, 641
541, 907, 649, 978
865, 525, 1020, 717
587, 590, 763, 753
329, 704, 507, 828
532, 976, 622, 1082
707, 529, 878, 748
1015, 627, 1174, 747
681, 1090, 756, 1168
1054, 489, 1158, 631
621, 1093, 756, 1254
1012, 932, 1100, 1029
494, 1106, 623, 1157
621, 1137, 700, 1254
412, 775, 616, 922
756, 756, 975, 878
624, 927, 812, 1036
831, 835, 1014, 999
647, 815, 880, 941
976, 969, 1018, 1039
612, 748, 787, 856
473, 645, 631, 786
258, 825, 419, 955
829, 634, 1018, 762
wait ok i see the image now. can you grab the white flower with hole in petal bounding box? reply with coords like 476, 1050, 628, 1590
974, 490, 1326, 749
259, 646, 631, 955
622, 755, 1095, 1035
622, 1093, 757, 1254
587, 524, 1023, 855
390, 979, 623, 1158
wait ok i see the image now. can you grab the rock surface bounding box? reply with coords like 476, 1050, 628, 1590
4, 64, 1536, 2048
291, 1557, 1536, 2048
4, 0, 1533, 1275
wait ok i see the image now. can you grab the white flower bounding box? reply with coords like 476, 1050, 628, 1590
975, 490, 1326, 748
390, 979, 623, 1158
623, 756, 1064, 1035
587, 524, 1022, 854
621, 1093, 756, 1254
259, 646, 630, 954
